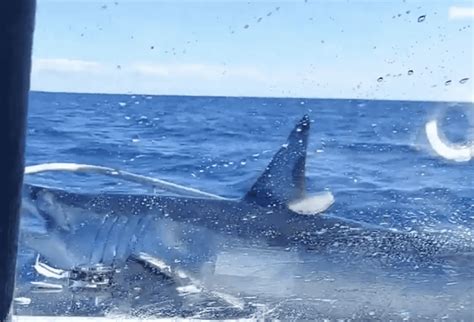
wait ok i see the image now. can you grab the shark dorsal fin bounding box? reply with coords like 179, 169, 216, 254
244, 115, 310, 207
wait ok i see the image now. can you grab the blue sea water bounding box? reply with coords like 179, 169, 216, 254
16, 91, 473, 319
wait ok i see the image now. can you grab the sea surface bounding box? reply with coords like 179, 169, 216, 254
14, 91, 474, 320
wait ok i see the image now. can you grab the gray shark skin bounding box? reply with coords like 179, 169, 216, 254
17, 115, 474, 319
21, 115, 473, 274
18, 115, 474, 318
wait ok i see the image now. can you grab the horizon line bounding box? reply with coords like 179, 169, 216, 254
29, 89, 474, 105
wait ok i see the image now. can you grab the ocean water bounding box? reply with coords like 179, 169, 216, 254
15, 91, 473, 319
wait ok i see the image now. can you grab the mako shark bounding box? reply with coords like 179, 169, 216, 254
21, 115, 473, 295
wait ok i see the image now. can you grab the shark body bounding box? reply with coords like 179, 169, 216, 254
20, 115, 473, 294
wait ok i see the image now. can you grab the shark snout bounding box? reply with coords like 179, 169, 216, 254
21, 184, 72, 234
20, 195, 49, 242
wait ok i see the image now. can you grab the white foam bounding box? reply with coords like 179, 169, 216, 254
13, 297, 31, 306
425, 120, 473, 162
29, 281, 63, 290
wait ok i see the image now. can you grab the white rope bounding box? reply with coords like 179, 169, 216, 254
24, 163, 230, 200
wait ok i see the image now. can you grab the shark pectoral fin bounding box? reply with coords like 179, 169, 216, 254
131, 252, 245, 309
288, 191, 335, 215
244, 115, 310, 207
131, 252, 200, 289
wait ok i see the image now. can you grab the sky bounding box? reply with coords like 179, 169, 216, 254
31, 0, 474, 101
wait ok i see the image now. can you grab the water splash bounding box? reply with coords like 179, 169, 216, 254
425, 120, 473, 162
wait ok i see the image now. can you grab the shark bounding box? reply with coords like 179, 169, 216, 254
19, 115, 474, 314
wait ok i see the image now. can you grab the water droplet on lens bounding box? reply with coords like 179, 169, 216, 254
459, 77, 469, 84
407, 69, 414, 75
418, 15, 426, 22
444, 80, 452, 86
377, 77, 384, 82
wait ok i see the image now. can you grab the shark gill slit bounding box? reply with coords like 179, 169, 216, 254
101, 215, 120, 264
113, 215, 133, 266
131, 213, 155, 256
90, 213, 115, 264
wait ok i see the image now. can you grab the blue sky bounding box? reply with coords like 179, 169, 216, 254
31, 0, 473, 101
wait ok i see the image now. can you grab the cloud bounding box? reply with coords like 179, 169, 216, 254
32, 59, 266, 82
448, 6, 474, 20
30, 58, 269, 96
32, 58, 103, 73
30, 58, 473, 102
130, 62, 267, 81
131, 63, 170, 77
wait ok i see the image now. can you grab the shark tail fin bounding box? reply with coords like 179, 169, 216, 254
244, 115, 310, 208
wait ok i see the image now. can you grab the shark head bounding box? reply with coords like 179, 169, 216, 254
21, 185, 117, 269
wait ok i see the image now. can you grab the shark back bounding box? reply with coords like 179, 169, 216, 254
244, 115, 310, 208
